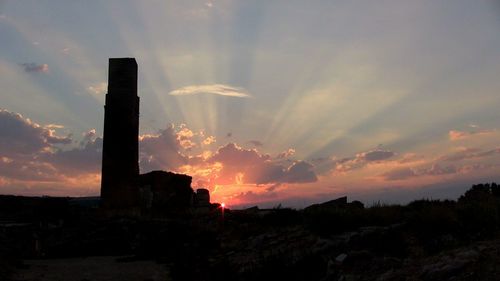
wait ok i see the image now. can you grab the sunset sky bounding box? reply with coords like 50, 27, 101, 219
1, 1, 500, 208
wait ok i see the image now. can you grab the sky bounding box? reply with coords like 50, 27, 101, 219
1, 0, 500, 208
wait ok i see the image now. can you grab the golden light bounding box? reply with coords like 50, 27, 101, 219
221, 202, 225, 209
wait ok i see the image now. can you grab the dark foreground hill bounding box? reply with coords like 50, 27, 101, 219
2, 183, 500, 281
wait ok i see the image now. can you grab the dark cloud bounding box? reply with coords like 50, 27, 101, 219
20, 63, 49, 73
139, 125, 189, 172
0, 109, 72, 157
309, 156, 337, 175
247, 140, 263, 147
361, 150, 396, 161
0, 112, 192, 185
334, 149, 396, 172
45, 132, 72, 144
283, 161, 318, 183
210, 143, 268, 167
0, 110, 102, 184
42, 137, 102, 175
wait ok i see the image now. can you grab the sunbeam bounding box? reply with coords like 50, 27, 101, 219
1, 0, 500, 207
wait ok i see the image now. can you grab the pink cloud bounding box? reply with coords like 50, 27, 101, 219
206, 143, 317, 185
449, 129, 495, 141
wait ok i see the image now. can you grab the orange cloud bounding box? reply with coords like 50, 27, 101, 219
449, 129, 495, 141
202, 136, 216, 145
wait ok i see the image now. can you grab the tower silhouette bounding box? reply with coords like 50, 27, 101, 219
100, 58, 140, 209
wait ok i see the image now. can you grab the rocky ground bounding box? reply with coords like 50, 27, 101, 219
2, 183, 500, 281
13, 256, 170, 281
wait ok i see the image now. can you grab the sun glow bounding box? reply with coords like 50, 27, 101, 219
1, 1, 499, 207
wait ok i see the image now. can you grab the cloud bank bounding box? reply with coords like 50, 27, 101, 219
0, 109, 320, 199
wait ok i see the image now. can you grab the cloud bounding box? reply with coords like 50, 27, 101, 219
381, 162, 490, 181
0, 110, 103, 187
247, 140, 263, 147
169, 84, 251, 98
0, 115, 195, 187
87, 82, 107, 95
231, 191, 279, 206
81, 129, 96, 144
20, 63, 49, 73
424, 164, 457, 176
382, 167, 417, 181
139, 125, 189, 172
176, 126, 196, 149
44, 129, 72, 145
439, 147, 500, 162
202, 136, 216, 145
207, 143, 317, 185
449, 129, 495, 141
360, 150, 396, 161
209, 143, 268, 168
0, 109, 72, 157
0, 157, 58, 182
277, 148, 296, 159
334, 148, 396, 172
41, 136, 102, 175
0, 111, 319, 198
282, 161, 318, 183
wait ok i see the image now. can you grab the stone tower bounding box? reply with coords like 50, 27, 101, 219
100, 58, 140, 209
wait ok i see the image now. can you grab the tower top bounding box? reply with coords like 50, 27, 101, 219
108, 58, 138, 96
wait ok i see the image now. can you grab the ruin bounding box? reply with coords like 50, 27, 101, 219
139, 170, 194, 212
194, 188, 210, 207
100, 58, 140, 210
100, 58, 208, 213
